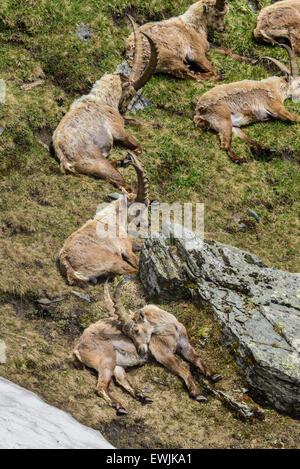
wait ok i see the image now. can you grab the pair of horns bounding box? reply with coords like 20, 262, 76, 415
127, 15, 159, 91
263, 43, 299, 77
104, 280, 134, 332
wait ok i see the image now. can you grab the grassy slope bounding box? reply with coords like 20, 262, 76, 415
0, 0, 299, 448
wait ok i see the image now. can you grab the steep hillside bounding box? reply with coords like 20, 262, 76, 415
0, 0, 299, 448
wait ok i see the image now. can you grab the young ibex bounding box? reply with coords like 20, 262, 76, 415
72, 281, 222, 415
194, 44, 300, 163
254, 0, 300, 55
52, 18, 158, 193
59, 152, 149, 287
126, 0, 251, 82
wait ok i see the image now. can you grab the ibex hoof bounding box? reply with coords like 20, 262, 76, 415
195, 395, 208, 402
136, 393, 153, 404
116, 408, 128, 416
210, 373, 223, 383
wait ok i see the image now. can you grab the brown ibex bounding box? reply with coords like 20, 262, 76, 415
52, 18, 158, 193
126, 0, 251, 82
254, 0, 300, 55
194, 45, 300, 163
72, 281, 222, 415
59, 152, 149, 287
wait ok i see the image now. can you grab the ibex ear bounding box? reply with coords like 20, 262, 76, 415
285, 72, 291, 81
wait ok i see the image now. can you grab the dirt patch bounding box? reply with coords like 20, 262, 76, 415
101, 418, 165, 449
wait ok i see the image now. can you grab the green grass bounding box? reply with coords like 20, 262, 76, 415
0, 0, 299, 298
0, 0, 299, 449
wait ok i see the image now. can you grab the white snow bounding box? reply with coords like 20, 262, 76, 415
0, 377, 114, 449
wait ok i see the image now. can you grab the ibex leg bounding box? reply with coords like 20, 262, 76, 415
149, 335, 206, 401
177, 329, 222, 383
267, 102, 300, 123
195, 103, 247, 163
113, 127, 142, 154
114, 366, 152, 404
77, 346, 127, 414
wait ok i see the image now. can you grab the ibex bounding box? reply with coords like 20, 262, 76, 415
59, 152, 149, 287
126, 0, 251, 82
52, 18, 158, 193
72, 281, 222, 415
254, 0, 300, 55
194, 45, 300, 163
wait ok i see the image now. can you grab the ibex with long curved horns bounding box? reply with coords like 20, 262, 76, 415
254, 0, 300, 55
59, 152, 150, 287
194, 45, 300, 163
126, 0, 251, 82
71, 280, 222, 415
52, 17, 158, 192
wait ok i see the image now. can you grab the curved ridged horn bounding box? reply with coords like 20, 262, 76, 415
126, 151, 150, 204
104, 280, 115, 316
262, 56, 290, 76
279, 43, 299, 77
127, 15, 144, 83
113, 280, 133, 332
132, 32, 159, 91
215, 0, 226, 11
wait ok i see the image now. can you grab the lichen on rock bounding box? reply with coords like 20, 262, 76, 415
139, 222, 300, 417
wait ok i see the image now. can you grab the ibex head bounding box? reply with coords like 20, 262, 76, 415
203, 0, 228, 33
263, 44, 300, 101
118, 16, 159, 114
104, 280, 153, 355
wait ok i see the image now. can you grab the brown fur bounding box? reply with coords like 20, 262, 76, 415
126, 0, 250, 82
72, 303, 219, 414
194, 69, 300, 163
59, 192, 139, 286
254, 0, 300, 54
59, 152, 150, 286
52, 75, 141, 193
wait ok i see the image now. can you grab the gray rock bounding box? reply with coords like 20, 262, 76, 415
0, 340, 6, 364
0, 127, 4, 137
128, 92, 153, 114
71, 291, 91, 302
115, 61, 132, 77
76, 24, 93, 43
115, 61, 154, 114
139, 222, 300, 417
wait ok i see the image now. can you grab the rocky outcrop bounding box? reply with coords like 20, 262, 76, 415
139, 222, 300, 417
0, 377, 114, 449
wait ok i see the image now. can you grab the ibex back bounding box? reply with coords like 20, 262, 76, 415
255, 0, 300, 55
126, 0, 251, 82
53, 17, 158, 193
194, 45, 300, 163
